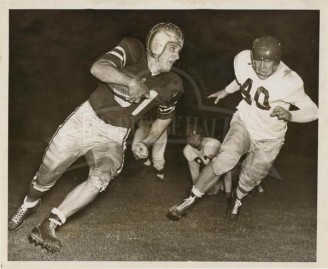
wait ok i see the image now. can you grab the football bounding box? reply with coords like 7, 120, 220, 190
106, 83, 130, 100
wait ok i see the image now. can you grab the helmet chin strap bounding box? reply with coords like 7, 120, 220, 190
155, 58, 163, 73
147, 52, 162, 75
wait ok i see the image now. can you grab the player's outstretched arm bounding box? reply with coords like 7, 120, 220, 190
207, 90, 230, 104
207, 79, 240, 104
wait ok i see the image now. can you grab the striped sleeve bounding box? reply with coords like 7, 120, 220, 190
157, 101, 178, 119
157, 75, 183, 119
99, 37, 144, 69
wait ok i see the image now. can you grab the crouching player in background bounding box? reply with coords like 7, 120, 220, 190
183, 125, 233, 199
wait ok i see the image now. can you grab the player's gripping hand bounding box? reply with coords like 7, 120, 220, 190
207, 90, 229, 104
132, 142, 149, 160
127, 78, 150, 103
270, 106, 292, 122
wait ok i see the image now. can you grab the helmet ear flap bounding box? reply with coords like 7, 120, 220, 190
146, 23, 184, 59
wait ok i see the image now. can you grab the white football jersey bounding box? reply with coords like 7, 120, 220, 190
184, 137, 221, 165
230, 50, 309, 140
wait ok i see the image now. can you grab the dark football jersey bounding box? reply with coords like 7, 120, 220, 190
89, 37, 183, 129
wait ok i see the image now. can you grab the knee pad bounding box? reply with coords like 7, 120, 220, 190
32, 174, 56, 192
87, 158, 122, 192
239, 169, 264, 192
212, 152, 240, 176
87, 173, 111, 192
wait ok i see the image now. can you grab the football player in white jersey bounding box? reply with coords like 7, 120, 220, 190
183, 125, 232, 198
167, 36, 318, 221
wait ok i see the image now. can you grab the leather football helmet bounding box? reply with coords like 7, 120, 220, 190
251, 36, 282, 64
146, 23, 184, 59
186, 124, 205, 138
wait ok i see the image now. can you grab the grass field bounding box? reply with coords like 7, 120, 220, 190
7, 140, 317, 262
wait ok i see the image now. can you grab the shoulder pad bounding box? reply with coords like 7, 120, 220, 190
234, 50, 252, 84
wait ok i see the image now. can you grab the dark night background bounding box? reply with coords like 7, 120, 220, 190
9, 10, 318, 144
7, 9, 320, 262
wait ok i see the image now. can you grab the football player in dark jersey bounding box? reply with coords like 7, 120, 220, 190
8, 23, 184, 252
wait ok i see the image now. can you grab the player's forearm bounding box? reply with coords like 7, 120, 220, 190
289, 103, 318, 123
283, 87, 319, 123
142, 118, 172, 148
90, 59, 135, 87
224, 79, 240, 94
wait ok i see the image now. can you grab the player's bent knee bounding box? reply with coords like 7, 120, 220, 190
212, 153, 239, 176
32, 178, 55, 192
31, 173, 57, 192
87, 173, 112, 192
87, 158, 122, 192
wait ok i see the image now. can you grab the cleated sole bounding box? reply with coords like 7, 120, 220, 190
227, 211, 238, 222
166, 211, 184, 221
29, 232, 61, 253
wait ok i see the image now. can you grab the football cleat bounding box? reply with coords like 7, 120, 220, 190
29, 215, 62, 253
227, 191, 242, 221
166, 194, 199, 221
8, 199, 41, 232
258, 184, 265, 194
155, 169, 165, 181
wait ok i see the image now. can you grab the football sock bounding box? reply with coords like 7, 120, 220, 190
156, 168, 164, 180
191, 186, 205, 198
51, 208, 66, 225
143, 159, 151, 166
23, 196, 40, 208
236, 186, 247, 200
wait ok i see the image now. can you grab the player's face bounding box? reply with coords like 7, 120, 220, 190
252, 59, 278, 79
158, 43, 181, 72
187, 134, 203, 150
